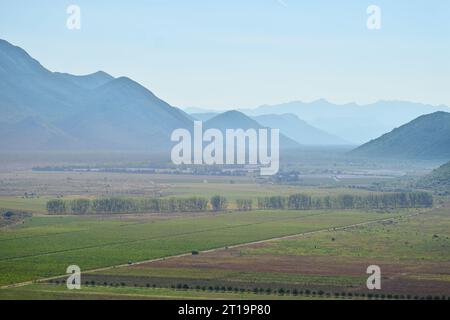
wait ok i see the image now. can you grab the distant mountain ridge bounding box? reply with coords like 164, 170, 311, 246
252, 113, 349, 146
2, 38, 449, 158
0, 39, 193, 152
191, 112, 218, 122
350, 112, 450, 160
237, 100, 450, 144
0, 39, 301, 153
204, 111, 300, 150
191, 112, 349, 146
54, 71, 114, 90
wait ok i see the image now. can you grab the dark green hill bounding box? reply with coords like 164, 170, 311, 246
417, 161, 450, 192
350, 112, 450, 160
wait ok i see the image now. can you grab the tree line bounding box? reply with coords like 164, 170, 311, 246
47, 197, 210, 215
46, 191, 432, 215
256, 192, 433, 210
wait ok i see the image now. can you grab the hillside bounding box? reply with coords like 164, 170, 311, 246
0, 39, 88, 122
417, 161, 450, 192
350, 112, 450, 160
0, 39, 193, 152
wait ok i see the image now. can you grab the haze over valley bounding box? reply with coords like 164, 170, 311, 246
0, 0, 449, 301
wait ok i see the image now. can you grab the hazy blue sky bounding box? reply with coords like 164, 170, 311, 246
0, 0, 449, 109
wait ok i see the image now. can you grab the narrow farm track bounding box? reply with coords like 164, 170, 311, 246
0, 209, 425, 290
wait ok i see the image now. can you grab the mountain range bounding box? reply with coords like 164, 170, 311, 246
2, 38, 450, 161
252, 114, 349, 146
233, 100, 450, 144
203, 110, 300, 149
0, 39, 302, 153
191, 112, 349, 146
0, 39, 192, 152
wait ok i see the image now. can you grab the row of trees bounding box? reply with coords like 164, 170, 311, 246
257, 192, 433, 210
49, 279, 448, 300
47, 197, 210, 215
46, 191, 432, 215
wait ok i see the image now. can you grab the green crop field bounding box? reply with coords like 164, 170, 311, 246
0, 208, 409, 287
0, 196, 50, 213
47, 206, 445, 300
245, 207, 450, 262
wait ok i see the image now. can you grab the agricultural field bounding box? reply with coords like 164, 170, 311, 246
0, 166, 448, 300
10, 205, 444, 300
0, 208, 406, 287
